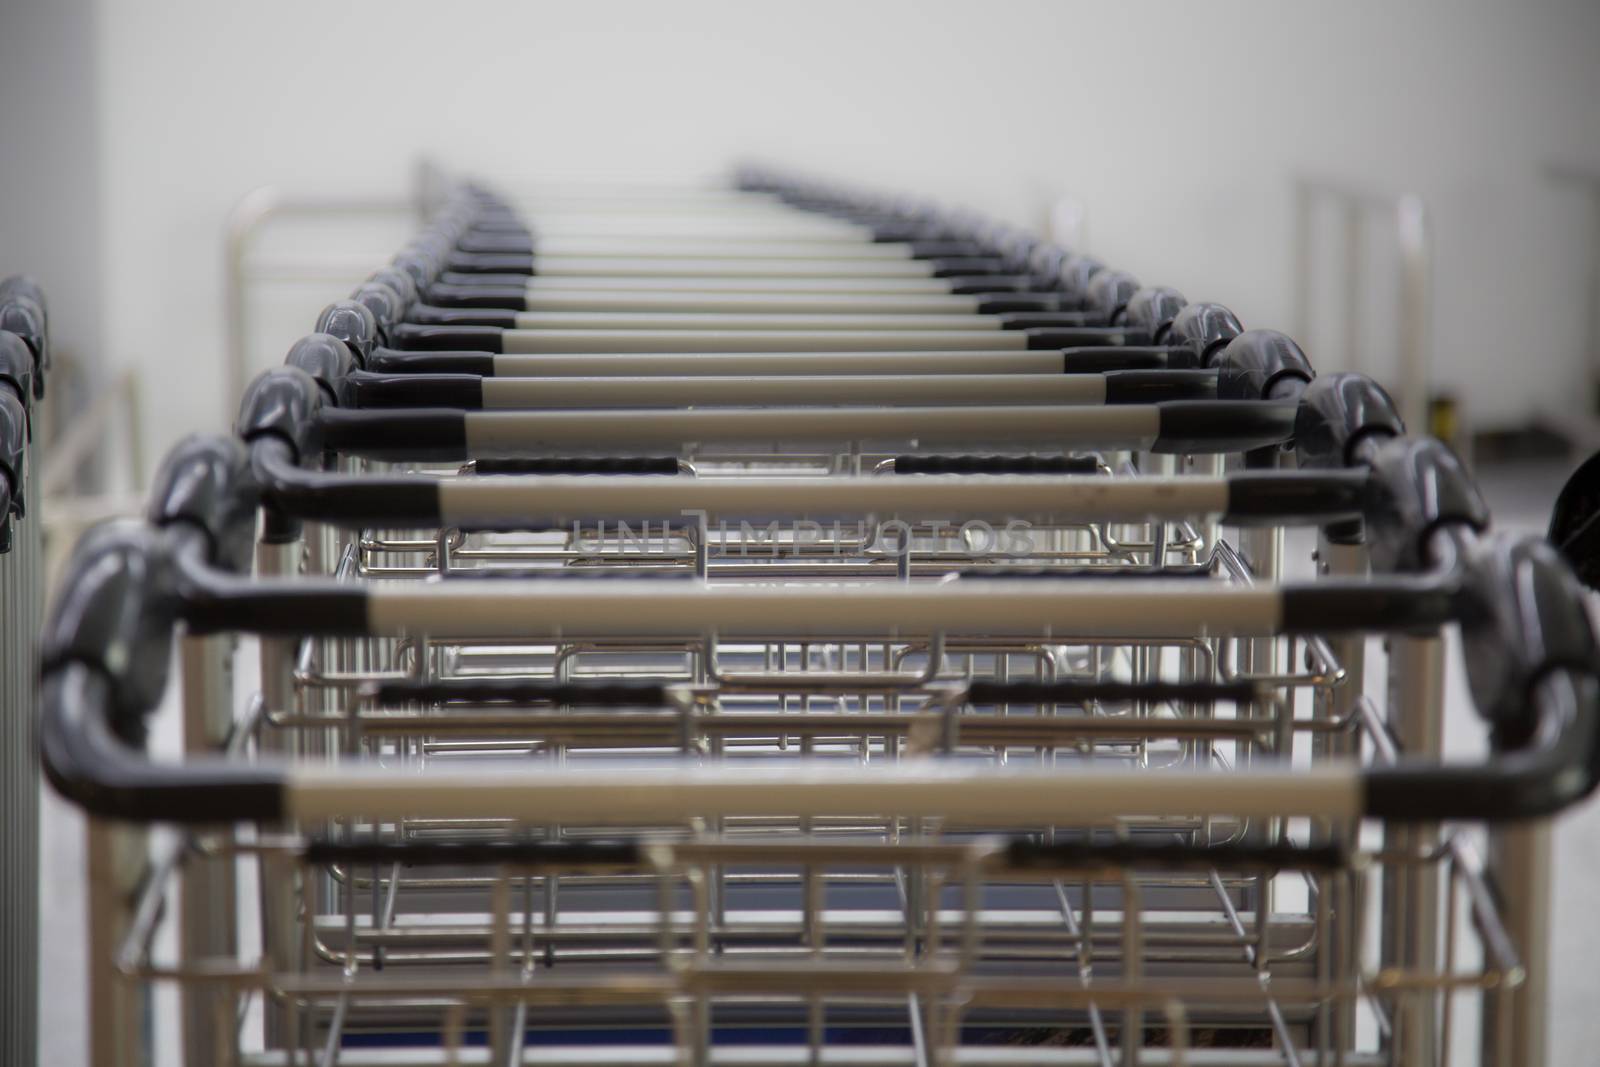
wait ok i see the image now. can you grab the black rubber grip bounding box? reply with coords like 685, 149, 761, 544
407, 305, 519, 328
997, 312, 1095, 330
1223, 470, 1370, 525
954, 564, 1213, 580
304, 838, 643, 868
473, 456, 680, 475
960, 684, 1260, 710
372, 677, 670, 706
1027, 327, 1145, 349
1060, 346, 1199, 373
391, 323, 504, 353
906, 240, 988, 259
424, 285, 529, 311
445, 252, 536, 275
316, 408, 469, 462
455, 232, 536, 255
974, 294, 1063, 314
1279, 578, 1463, 634
891, 454, 1099, 475
264, 475, 442, 526
1102, 369, 1217, 404
439, 271, 540, 288
344, 371, 484, 410
929, 257, 1008, 277
1151, 400, 1297, 454
180, 581, 370, 637
946, 277, 1048, 295
1004, 838, 1345, 873
366, 348, 497, 376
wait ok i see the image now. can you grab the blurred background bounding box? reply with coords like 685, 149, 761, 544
5, 0, 1600, 484
3, 0, 1599, 1062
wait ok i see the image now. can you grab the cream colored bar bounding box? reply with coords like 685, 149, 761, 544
531, 238, 916, 260
363, 579, 1281, 639
529, 256, 939, 279
521, 276, 957, 295
459, 404, 1159, 450
500, 330, 1027, 354
286, 761, 1361, 824
506, 311, 1005, 332
490, 352, 1061, 377
478, 374, 1103, 409
436, 473, 1227, 527
517, 291, 984, 314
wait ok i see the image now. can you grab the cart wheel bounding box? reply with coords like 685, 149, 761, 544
1549, 449, 1600, 588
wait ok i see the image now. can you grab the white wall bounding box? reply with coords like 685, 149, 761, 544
0, 0, 103, 393
87, 0, 1600, 470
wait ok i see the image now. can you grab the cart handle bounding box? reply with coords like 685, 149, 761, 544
228, 429, 1374, 533
38, 511, 1600, 824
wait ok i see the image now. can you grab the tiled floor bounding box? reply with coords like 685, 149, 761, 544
33, 458, 1600, 1065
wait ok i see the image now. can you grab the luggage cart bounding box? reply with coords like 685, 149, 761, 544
1, 275, 47, 1067
41, 176, 1593, 1067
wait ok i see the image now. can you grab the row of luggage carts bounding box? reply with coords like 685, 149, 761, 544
36, 171, 1600, 1066
1, 273, 47, 1067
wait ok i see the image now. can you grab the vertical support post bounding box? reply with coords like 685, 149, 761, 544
1483, 823, 1551, 1067
87, 819, 147, 1067
254, 531, 300, 1051
180, 632, 239, 1066
1383, 634, 1445, 1066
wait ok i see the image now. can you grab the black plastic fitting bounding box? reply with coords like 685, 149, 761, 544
393, 249, 443, 292
350, 282, 408, 342
283, 333, 358, 405
313, 300, 380, 368
1167, 302, 1244, 365
38, 521, 178, 740
0, 388, 25, 527
367, 267, 419, 310
1212, 330, 1315, 403
1056, 255, 1105, 308
0, 296, 47, 396
1292, 373, 1405, 470
146, 434, 260, 574
0, 275, 47, 322
1363, 436, 1490, 575
1461, 534, 1600, 748
1084, 269, 1140, 324
234, 367, 325, 462
0, 331, 35, 416
891, 454, 1100, 476
1122, 287, 1188, 343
